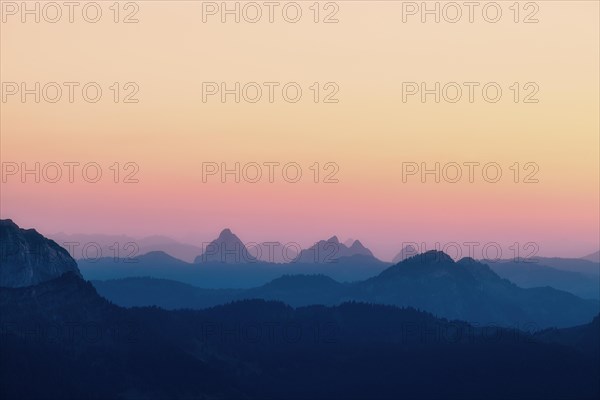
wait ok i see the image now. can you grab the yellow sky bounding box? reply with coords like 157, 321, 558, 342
1, 1, 598, 259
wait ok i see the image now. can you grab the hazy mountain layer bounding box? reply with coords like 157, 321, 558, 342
93, 251, 600, 328
2, 273, 598, 399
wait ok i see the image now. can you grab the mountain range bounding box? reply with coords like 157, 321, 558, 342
49, 228, 600, 271
93, 250, 600, 328
486, 259, 599, 299
194, 230, 379, 264
1, 219, 599, 399
79, 249, 391, 287
43, 224, 600, 311
293, 235, 375, 263
3, 272, 599, 399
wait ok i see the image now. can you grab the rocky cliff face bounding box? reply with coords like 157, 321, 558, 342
0, 219, 81, 287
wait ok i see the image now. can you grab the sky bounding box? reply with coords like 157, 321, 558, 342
1, 1, 599, 260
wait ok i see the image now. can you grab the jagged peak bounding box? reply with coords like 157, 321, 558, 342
218, 228, 234, 238
326, 236, 340, 244
351, 240, 366, 249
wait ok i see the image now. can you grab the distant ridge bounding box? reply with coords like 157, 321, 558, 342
294, 236, 376, 263
93, 250, 599, 328
356, 251, 599, 327
2, 219, 599, 399
582, 250, 600, 263
48, 232, 204, 263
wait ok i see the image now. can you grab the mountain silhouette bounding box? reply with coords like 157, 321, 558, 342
294, 236, 376, 263
353, 252, 599, 327
0, 219, 81, 287
136, 250, 189, 265
93, 251, 600, 328
2, 220, 599, 399
194, 228, 253, 263
3, 272, 599, 399
81, 249, 390, 287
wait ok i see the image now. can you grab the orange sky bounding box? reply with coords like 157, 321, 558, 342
1, 1, 599, 260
